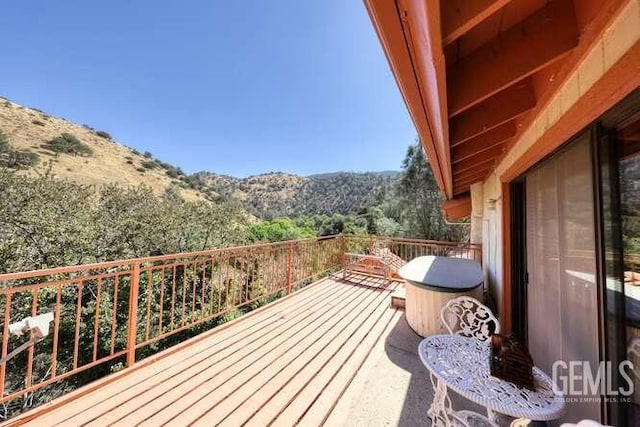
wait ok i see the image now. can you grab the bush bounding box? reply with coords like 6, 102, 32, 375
32, 120, 46, 126
4, 150, 39, 169
136, 167, 146, 173
0, 130, 9, 153
45, 133, 93, 156
141, 160, 157, 170
143, 151, 153, 159
95, 130, 112, 140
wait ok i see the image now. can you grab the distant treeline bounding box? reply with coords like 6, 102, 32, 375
0, 142, 467, 275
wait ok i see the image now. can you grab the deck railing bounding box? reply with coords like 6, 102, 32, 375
0, 234, 479, 414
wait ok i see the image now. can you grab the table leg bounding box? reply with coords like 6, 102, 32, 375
486, 408, 497, 423
428, 373, 452, 427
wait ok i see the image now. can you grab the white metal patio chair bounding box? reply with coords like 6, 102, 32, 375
426, 296, 502, 427
440, 296, 500, 341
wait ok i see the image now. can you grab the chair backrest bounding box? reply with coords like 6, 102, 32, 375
440, 296, 500, 341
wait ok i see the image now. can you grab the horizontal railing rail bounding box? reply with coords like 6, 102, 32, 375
344, 235, 482, 266
0, 234, 479, 416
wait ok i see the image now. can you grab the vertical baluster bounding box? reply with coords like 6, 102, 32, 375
201, 261, 207, 320
286, 242, 293, 294
224, 256, 232, 311
181, 264, 187, 327
159, 267, 165, 336
73, 283, 83, 369
145, 270, 152, 341
110, 276, 119, 355
0, 293, 12, 398
191, 263, 197, 324
25, 289, 38, 389
209, 259, 216, 317
217, 257, 224, 314
52, 286, 62, 375
126, 262, 140, 367
93, 278, 102, 362
170, 265, 177, 330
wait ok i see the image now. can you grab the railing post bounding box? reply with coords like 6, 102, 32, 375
286, 242, 293, 294
126, 261, 140, 367
340, 234, 346, 267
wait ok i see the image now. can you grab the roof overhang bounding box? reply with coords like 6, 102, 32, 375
364, 0, 452, 199
365, 0, 627, 211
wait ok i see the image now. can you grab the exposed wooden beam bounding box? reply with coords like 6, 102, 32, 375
454, 168, 493, 185
453, 143, 506, 171
441, 0, 514, 46
454, 174, 490, 194
451, 122, 515, 163
453, 150, 501, 175
450, 80, 535, 146
447, 0, 579, 116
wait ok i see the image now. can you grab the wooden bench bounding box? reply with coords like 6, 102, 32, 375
343, 252, 391, 281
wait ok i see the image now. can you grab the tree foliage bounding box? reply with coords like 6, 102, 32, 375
360, 143, 469, 241
0, 130, 40, 170
247, 218, 316, 242
44, 133, 93, 156
0, 168, 248, 273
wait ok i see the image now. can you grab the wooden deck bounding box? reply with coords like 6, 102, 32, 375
8, 274, 403, 427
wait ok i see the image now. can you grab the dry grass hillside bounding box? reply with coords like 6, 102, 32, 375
198, 170, 399, 219
0, 97, 207, 201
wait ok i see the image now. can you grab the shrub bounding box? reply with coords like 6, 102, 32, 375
0, 130, 9, 153
95, 130, 112, 140
136, 167, 146, 173
32, 120, 46, 126
4, 150, 39, 169
141, 160, 157, 170
166, 169, 179, 179
143, 151, 153, 159
45, 133, 93, 156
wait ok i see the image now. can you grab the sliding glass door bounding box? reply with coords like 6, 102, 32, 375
525, 131, 600, 421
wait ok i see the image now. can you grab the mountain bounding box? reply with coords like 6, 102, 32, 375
0, 96, 212, 201
197, 170, 399, 218
0, 96, 399, 219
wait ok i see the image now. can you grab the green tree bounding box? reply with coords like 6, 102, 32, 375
45, 133, 93, 156
397, 143, 468, 241
248, 218, 316, 242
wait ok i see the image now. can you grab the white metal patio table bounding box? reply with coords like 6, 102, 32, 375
419, 334, 565, 423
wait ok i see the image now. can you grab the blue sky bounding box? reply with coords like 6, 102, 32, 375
0, 1, 416, 177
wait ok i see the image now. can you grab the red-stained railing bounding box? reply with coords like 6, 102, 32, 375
0, 234, 479, 414
344, 235, 482, 266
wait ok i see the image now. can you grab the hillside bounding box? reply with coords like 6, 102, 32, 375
0, 96, 400, 219
0, 97, 211, 201
198, 170, 400, 218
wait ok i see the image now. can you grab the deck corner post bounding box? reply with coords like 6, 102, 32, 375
126, 261, 140, 367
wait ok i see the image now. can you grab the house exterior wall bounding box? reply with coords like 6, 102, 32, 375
475, 0, 640, 323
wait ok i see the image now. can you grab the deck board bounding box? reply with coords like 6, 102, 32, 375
8, 274, 402, 427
